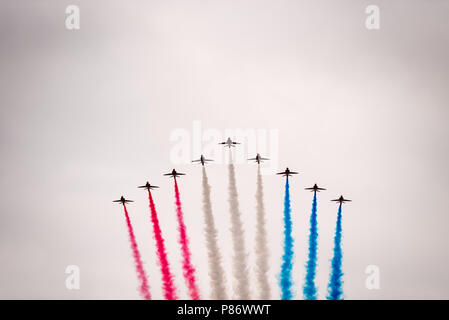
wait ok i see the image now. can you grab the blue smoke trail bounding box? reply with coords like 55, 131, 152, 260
280, 177, 294, 300
327, 204, 344, 300
303, 192, 318, 300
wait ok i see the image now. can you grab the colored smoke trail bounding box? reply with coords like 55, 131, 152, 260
280, 177, 294, 300
148, 190, 177, 300
122, 204, 151, 300
254, 164, 271, 299
201, 166, 228, 299
227, 152, 250, 299
174, 178, 201, 300
303, 192, 319, 300
327, 204, 344, 300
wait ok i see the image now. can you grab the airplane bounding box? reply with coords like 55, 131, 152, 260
276, 167, 299, 177
248, 153, 269, 164
331, 195, 352, 204
113, 196, 134, 205
305, 184, 326, 194
219, 137, 241, 148
192, 155, 213, 166
137, 181, 159, 191
163, 169, 186, 178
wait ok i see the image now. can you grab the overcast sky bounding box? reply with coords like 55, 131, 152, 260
1, 0, 449, 299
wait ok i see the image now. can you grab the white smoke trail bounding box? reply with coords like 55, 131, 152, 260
254, 164, 271, 299
227, 152, 250, 299
201, 166, 228, 299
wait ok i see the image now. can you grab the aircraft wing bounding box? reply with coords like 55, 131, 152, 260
192, 160, 200, 162
248, 157, 257, 160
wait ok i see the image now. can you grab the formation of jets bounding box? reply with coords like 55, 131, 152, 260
114, 138, 351, 206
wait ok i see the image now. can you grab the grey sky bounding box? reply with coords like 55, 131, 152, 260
1, 0, 449, 299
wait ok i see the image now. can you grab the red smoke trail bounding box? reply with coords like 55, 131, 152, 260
122, 204, 151, 300
173, 178, 201, 300
148, 190, 178, 300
